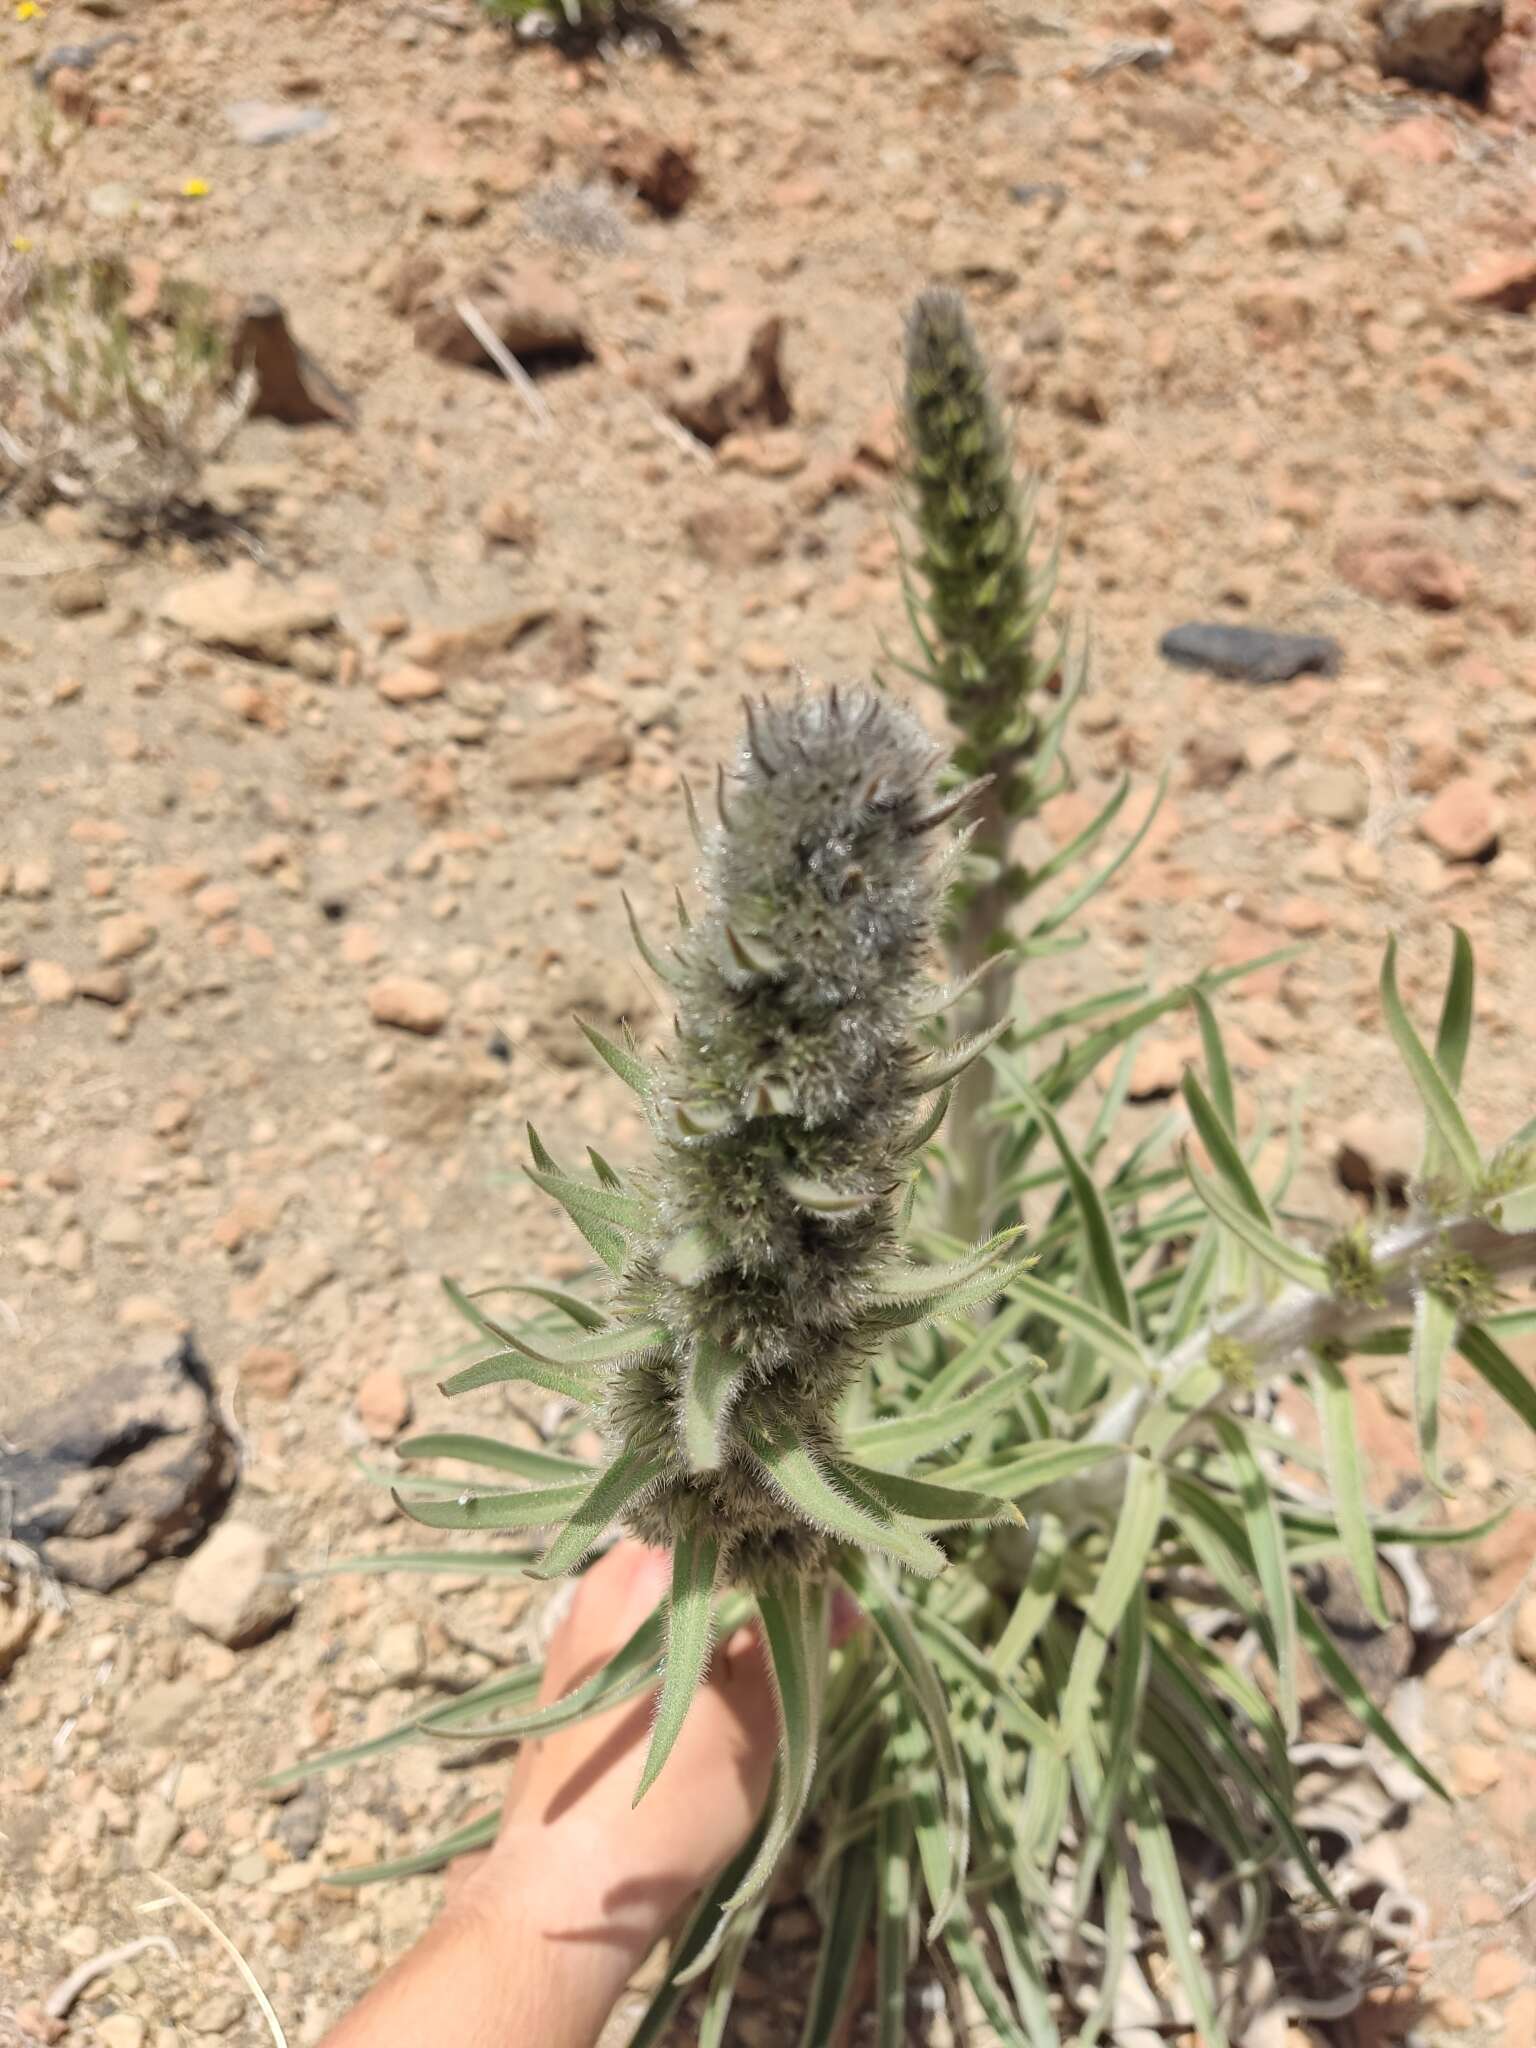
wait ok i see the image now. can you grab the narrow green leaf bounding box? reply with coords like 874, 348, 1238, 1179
1004, 1268, 1148, 1376
1013, 1081, 1137, 1333
1181, 1069, 1268, 1224
527, 1164, 647, 1274
288, 1546, 538, 1583
261, 1665, 544, 1787
905, 1016, 1011, 1094
940, 1920, 1029, 2048
1434, 926, 1475, 1093
393, 1477, 590, 1532
634, 1527, 721, 1804
911, 957, 1006, 1020
1211, 1416, 1299, 1737
575, 1015, 651, 1097
527, 1444, 667, 1581
988, 1903, 1061, 2047
994, 1512, 1066, 1676
502, 1319, 670, 1371
1027, 768, 1169, 941
798, 1835, 877, 2048
622, 889, 685, 990
861, 1254, 1034, 1333
874, 1798, 912, 2048
625, 1814, 769, 2048
748, 1425, 945, 1577
1073, 1584, 1147, 1912
396, 1434, 597, 1482
697, 1894, 771, 2048
1190, 985, 1236, 1131
525, 1121, 562, 1173
1312, 1352, 1389, 1626
681, 1338, 750, 1473
910, 1606, 1058, 1751
847, 1360, 1035, 1463
1059, 1460, 1167, 1750
1024, 772, 1132, 895
912, 1297, 1033, 1410
866, 1229, 1023, 1305
466, 1280, 609, 1331
438, 1346, 600, 1405
1185, 1150, 1330, 1291
839, 1555, 968, 1936
1413, 1287, 1458, 1493
954, 1438, 1125, 1503
1126, 1765, 1229, 2048
1295, 1592, 1447, 1798
327, 1809, 500, 1888
421, 1602, 677, 1745
841, 1460, 1013, 1529
1458, 1322, 1536, 1434
1380, 936, 1481, 1187
896, 1082, 953, 1158
679, 1581, 822, 1977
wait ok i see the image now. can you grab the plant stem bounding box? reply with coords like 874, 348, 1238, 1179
1036, 1214, 1536, 1523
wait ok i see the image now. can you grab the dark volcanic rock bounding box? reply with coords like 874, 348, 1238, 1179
1158, 622, 1341, 683
0, 1336, 237, 1590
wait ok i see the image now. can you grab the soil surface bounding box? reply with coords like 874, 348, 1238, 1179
3, 1, 1536, 2044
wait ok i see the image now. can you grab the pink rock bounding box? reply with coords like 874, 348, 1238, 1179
1419, 775, 1504, 861
356, 1365, 413, 1442
368, 975, 451, 1034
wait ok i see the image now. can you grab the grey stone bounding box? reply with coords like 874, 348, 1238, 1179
1158, 622, 1341, 683
0, 1336, 237, 1591
1378, 0, 1502, 93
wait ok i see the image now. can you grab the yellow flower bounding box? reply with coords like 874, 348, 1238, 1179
10, 234, 33, 254
16, 3, 43, 20
181, 177, 210, 199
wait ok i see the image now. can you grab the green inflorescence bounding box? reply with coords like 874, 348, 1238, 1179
421, 687, 1023, 1589
903, 288, 1051, 826
1422, 1246, 1501, 1317
1209, 1334, 1258, 1389
1324, 1226, 1386, 1308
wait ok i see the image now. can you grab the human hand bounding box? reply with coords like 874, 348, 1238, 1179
452, 1539, 780, 1968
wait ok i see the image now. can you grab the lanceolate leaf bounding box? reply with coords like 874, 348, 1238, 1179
421, 1601, 680, 1745
1004, 1269, 1148, 1377
955, 1437, 1125, 1504
1458, 1322, 1536, 1435
622, 889, 686, 991
1434, 926, 1475, 1093
1380, 936, 1481, 1188
396, 1434, 597, 1482
848, 1360, 1035, 1463
1059, 1459, 1167, 1751
526, 1164, 647, 1273
798, 1832, 877, 2048
1184, 1151, 1330, 1293
1190, 986, 1236, 1132
1126, 1765, 1230, 2048
506, 1319, 671, 1371
634, 1526, 721, 1804
438, 1346, 601, 1405
1295, 1593, 1448, 1799
866, 1229, 1023, 1305
861, 1254, 1034, 1332
679, 1581, 823, 1978
447, 1275, 609, 1333
328, 1809, 501, 1888
875, 1797, 913, 2048
1181, 1069, 1269, 1225
1311, 1352, 1390, 1627
1413, 1286, 1458, 1493
626, 1815, 769, 2048
994, 1511, 1067, 1676
840, 1554, 969, 1936
840, 1460, 1014, 1529
906, 1016, 1011, 1094
1015, 1082, 1137, 1335
1211, 1415, 1299, 1737
747, 1424, 946, 1577
393, 1478, 591, 1532
681, 1338, 750, 1473
576, 1015, 652, 1095
528, 1445, 668, 1581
